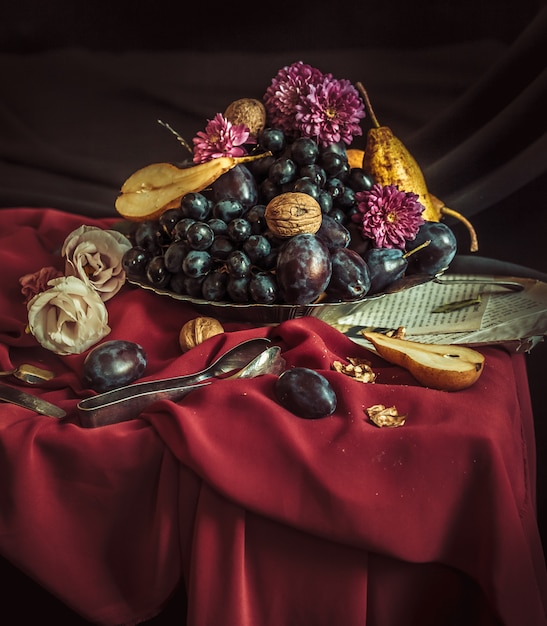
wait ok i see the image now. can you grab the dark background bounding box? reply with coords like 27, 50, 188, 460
0, 0, 542, 53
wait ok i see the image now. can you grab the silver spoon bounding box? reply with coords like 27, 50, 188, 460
0, 363, 55, 385
78, 337, 283, 427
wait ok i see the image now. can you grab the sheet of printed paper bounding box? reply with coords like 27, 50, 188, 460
336, 274, 489, 334
333, 275, 547, 349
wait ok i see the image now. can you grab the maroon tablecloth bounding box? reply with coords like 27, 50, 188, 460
0, 207, 546, 625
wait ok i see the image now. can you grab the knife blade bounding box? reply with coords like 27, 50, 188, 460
0, 381, 66, 418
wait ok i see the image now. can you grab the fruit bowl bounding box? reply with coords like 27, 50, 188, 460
128, 272, 434, 325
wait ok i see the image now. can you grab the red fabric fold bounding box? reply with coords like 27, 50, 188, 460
0, 208, 546, 625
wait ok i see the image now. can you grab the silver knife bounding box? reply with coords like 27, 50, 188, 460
0, 381, 66, 418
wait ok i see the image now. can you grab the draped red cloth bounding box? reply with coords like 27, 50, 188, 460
0, 207, 546, 625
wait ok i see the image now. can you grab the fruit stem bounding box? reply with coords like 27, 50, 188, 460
403, 240, 431, 259
440, 206, 479, 253
356, 82, 380, 129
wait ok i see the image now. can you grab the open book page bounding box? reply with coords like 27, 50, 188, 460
331, 275, 547, 351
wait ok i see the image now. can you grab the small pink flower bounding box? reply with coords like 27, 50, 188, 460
19, 266, 63, 304
352, 184, 425, 249
192, 113, 254, 164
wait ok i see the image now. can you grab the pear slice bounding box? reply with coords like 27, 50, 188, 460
361, 331, 485, 391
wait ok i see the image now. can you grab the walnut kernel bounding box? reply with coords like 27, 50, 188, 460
179, 316, 225, 352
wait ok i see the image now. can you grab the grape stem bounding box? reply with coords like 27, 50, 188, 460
355, 82, 380, 129
403, 240, 431, 258
157, 119, 193, 154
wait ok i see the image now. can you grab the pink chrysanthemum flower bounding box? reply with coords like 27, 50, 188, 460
352, 184, 425, 249
263, 61, 324, 136
192, 113, 254, 164
295, 76, 365, 147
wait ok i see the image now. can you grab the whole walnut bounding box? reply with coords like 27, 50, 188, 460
179, 316, 225, 352
223, 98, 266, 139
265, 192, 322, 238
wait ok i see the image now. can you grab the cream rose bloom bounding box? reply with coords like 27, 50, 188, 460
27, 276, 111, 355
62, 225, 132, 302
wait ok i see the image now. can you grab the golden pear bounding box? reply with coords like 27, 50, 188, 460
362, 331, 485, 392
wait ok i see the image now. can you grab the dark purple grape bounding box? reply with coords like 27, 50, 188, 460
212, 198, 244, 222
317, 190, 333, 214
212, 164, 258, 209
315, 214, 351, 250
326, 247, 371, 301
290, 137, 319, 165
226, 275, 250, 302
300, 164, 327, 188
405, 222, 457, 275
246, 204, 267, 234
169, 271, 187, 294
201, 270, 228, 301
172, 217, 196, 242
226, 250, 252, 277
163, 240, 189, 273
207, 217, 229, 236
320, 151, 347, 177
275, 367, 337, 419
186, 221, 214, 250
249, 271, 278, 304
346, 168, 374, 192
364, 248, 408, 293
276, 234, 332, 305
258, 127, 286, 154
146, 255, 170, 288
259, 178, 280, 204
183, 275, 206, 298
268, 157, 297, 185
82, 340, 147, 393
180, 192, 211, 220
325, 177, 344, 200
327, 207, 346, 224
227, 217, 251, 243
209, 236, 235, 260
247, 154, 275, 181
242, 234, 271, 265
321, 141, 347, 159
134, 221, 164, 256
336, 186, 356, 209
122, 246, 151, 280
182, 250, 212, 278
292, 176, 320, 200
158, 207, 184, 238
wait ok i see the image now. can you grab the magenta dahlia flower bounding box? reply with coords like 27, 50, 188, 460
352, 184, 426, 249
295, 76, 365, 147
192, 113, 254, 163
263, 61, 324, 136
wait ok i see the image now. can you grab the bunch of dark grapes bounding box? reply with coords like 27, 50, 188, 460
122, 128, 376, 306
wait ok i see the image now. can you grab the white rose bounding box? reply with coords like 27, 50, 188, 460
62, 225, 132, 302
27, 276, 111, 355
